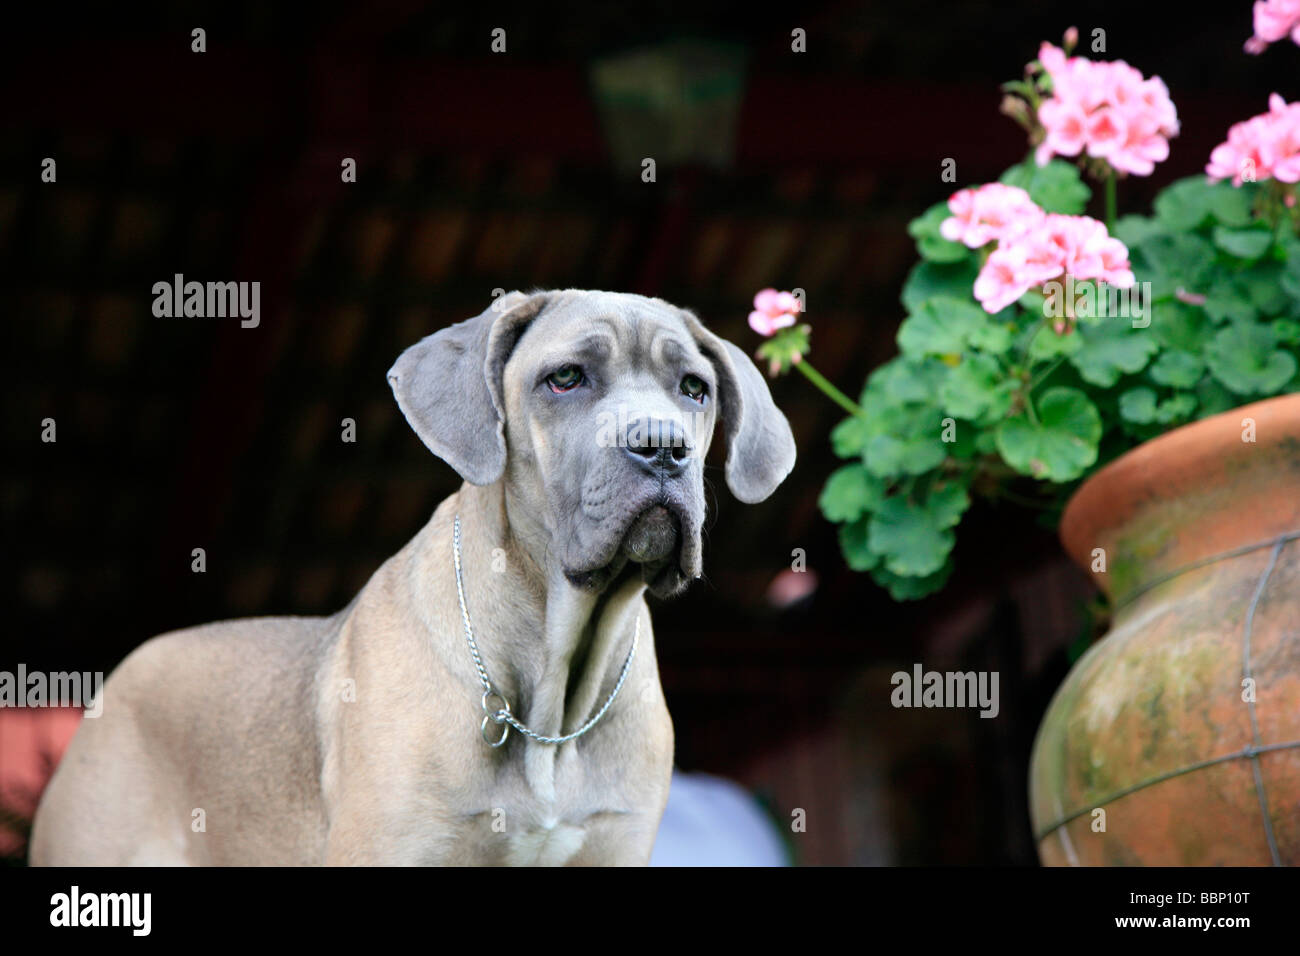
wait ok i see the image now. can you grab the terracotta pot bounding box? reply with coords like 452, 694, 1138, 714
1030, 393, 1300, 866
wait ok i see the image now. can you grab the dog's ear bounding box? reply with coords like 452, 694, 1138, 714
679, 311, 797, 503
387, 291, 548, 485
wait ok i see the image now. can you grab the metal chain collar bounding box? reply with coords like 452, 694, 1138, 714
452, 514, 639, 748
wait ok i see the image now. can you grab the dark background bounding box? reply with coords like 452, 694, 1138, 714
2, 0, 1293, 864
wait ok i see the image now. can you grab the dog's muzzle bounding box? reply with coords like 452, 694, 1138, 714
620, 504, 680, 564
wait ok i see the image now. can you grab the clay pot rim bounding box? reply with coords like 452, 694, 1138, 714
1059, 393, 1300, 575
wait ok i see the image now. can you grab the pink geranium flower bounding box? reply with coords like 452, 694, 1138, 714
1038, 99, 1089, 159
973, 212, 1133, 314
940, 183, 1044, 248
1206, 94, 1300, 186
1245, 0, 1300, 53
748, 288, 801, 337
1034, 43, 1179, 176
974, 243, 1037, 314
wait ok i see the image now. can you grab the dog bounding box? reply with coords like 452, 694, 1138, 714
29, 289, 796, 865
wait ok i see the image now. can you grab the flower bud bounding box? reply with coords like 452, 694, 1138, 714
1000, 95, 1030, 125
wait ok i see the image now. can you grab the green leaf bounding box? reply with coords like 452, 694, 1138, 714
1134, 233, 1217, 290
901, 259, 980, 313
1203, 286, 1257, 325
1028, 323, 1084, 360
969, 320, 1014, 354
867, 356, 949, 403
908, 202, 970, 262
1240, 261, 1291, 316
864, 431, 948, 477
1112, 215, 1164, 248
896, 297, 989, 357
1205, 324, 1298, 395
1153, 177, 1255, 231
867, 496, 955, 577
995, 387, 1102, 482
1126, 248, 1179, 302
853, 386, 954, 479
1282, 238, 1300, 306
1018, 289, 1048, 313
939, 354, 1016, 424
1155, 393, 1197, 423
999, 158, 1090, 214
907, 202, 950, 241
1213, 225, 1274, 262
1151, 301, 1212, 352
872, 561, 954, 601
830, 415, 870, 458
1153, 178, 1215, 231
1068, 320, 1158, 387
819, 464, 885, 522
1149, 350, 1205, 388
918, 235, 971, 263
1118, 387, 1158, 424
1119, 387, 1198, 427
1196, 377, 1238, 417
927, 482, 972, 528
1154, 174, 1253, 231
1273, 319, 1300, 345
943, 421, 979, 459
1207, 182, 1256, 227
838, 517, 879, 572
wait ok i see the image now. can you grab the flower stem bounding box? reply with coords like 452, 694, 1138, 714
1029, 355, 1067, 392
1104, 173, 1118, 232
794, 360, 866, 418
1024, 390, 1040, 425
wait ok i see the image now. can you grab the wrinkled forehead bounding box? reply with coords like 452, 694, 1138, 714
510, 293, 706, 371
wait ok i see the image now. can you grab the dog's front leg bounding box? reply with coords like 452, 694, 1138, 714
323, 799, 453, 866
319, 737, 458, 865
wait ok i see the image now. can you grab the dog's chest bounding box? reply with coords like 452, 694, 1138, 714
450, 747, 629, 865
453, 795, 602, 866
501, 814, 589, 866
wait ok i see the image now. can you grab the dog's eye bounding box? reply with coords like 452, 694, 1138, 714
680, 374, 708, 402
547, 366, 584, 393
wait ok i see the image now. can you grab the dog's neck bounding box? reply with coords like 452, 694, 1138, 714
446, 482, 648, 798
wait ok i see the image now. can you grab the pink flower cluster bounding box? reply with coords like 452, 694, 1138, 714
748, 288, 801, 337
940, 183, 1044, 248
975, 214, 1135, 313
1206, 94, 1300, 186
1245, 0, 1300, 53
940, 184, 1134, 313
976, 214, 1135, 313
1034, 43, 1179, 176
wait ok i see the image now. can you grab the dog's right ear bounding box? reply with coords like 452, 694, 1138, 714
387, 291, 548, 485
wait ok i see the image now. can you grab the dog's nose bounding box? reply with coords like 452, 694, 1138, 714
623, 417, 691, 476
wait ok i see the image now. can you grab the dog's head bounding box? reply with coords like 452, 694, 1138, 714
387, 290, 796, 598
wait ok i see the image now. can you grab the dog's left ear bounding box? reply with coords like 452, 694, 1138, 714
679, 311, 797, 503
387, 291, 548, 485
